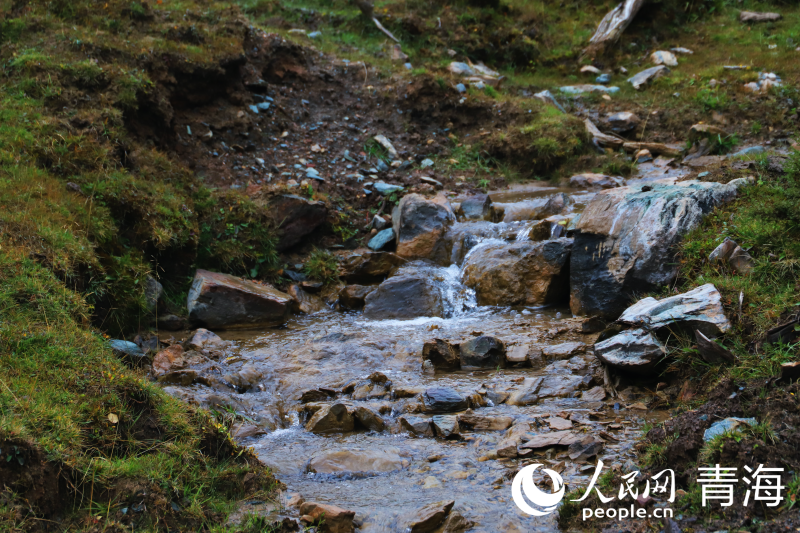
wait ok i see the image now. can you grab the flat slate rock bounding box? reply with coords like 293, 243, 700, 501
422, 387, 468, 413
520, 430, 582, 449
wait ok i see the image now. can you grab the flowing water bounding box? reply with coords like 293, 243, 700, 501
162, 182, 669, 531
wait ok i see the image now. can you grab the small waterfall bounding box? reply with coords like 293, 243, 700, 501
515, 222, 534, 242
437, 264, 478, 318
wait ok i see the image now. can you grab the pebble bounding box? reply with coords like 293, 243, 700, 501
420, 158, 434, 169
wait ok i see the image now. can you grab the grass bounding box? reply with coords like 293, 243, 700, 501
303, 248, 340, 284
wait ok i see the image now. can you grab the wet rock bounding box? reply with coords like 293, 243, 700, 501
650, 51, 678, 67
739, 11, 781, 22
618, 283, 731, 337
299, 389, 336, 403
458, 336, 505, 369
542, 341, 586, 359
537, 374, 588, 398
305, 403, 355, 433
400, 415, 434, 437
442, 511, 474, 532
548, 416, 573, 430
157, 314, 185, 331
341, 252, 405, 283
110, 340, 147, 366
568, 436, 605, 461
569, 173, 625, 189
363, 272, 444, 320
570, 180, 744, 318
594, 328, 666, 375
392, 193, 455, 261
308, 449, 405, 475
186, 328, 223, 351
338, 285, 375, 310
352, 405, 386, 431
367, 228, 395, 251
423, 339, 461, 370
423, 387, 468, 413
187, 270, 292, 329
582, 317, 607, 333
703, 417, 756, 441
458, 412, 514, 431
432, 415, 461, 439
422, 476, 442, 489
145, 276, 163, 312
269, 194, 327, 251
709, 237, 755, 274
298, 501, 355, 533
506, 344, 532, 365
496, 422, 531, 457
519, 430, 582, 450
582, 386, 606, 401
506, 377, 544, 406
462, 239, 572, 306
459, 194, 492, 221
158, 369, 198, 385
401, 500, 454, 533
288, 284, 326, 314
605, 111, 640, 133
628, 66, 669, 90
394, 385, 425, 398
352, 380, 389, 401
539, 192, 571, 218
221, 363, 262, 392
152, 345, 186, 376
231, 423, 267, 439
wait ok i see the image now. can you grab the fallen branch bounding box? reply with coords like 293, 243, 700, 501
351, 0, 400, 43
584, 0, 647, 57
584, 118, 625, 149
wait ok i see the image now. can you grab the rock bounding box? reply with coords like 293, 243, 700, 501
368, 228, 395, 251
158, 369, 198, 385
459, 194, 492, 221
618, 283, 731, 337
423, 339, 461, 370
231, 423, 267, 439
394, 385, 425, 398
374, 181, 404, 195
496, 423, 531, 457
568, 436, 605, 461
594, 328, 666, 375
392, 193, 455, 261
688, 123, 729, 143
400, 415, 435, 437
542, 342, 586, 359
157, 314, 185, 331
308, 449, 404, 475
548, 417, 573, 430
423, 387, 468, 413
458, 336, 505, 369
635, 149, 653, 163
221, 363, 262, 392
373, 135, 399, 159
538, 192, 571, 218
533, 90, 566, 113
537, 374, 587, 398
739, 11, 781, 22
269, 195, 327, 251
570, 180, 744, 318
422, 476, 442, 489
580, 65, 601, 74
288, 284, 326, 314
650, 51, 678, 67
144, 276, 163, 311
448, 62, 475, 76
419, 176, 443, 187
341, 252, 405, 283
371, 215, 388, 231
581, 386, 606, 401
110, 340, 147, 366
187, 270, 292, 329
187, 328, 222, 350
338, 285, 375, 310
506, 344, 531, 365
442, 511, 474, 533
352, 405, 386, 432
628, 66, 669, 90
519, 430, 582, 450
596, 73, 612, 84
305, 403, 355, 433
462, 239, 572, 306
779, 362, 800, 383
506, 377, 544, 406
709, 237, 754, 274
402, 500, 455, 533
152, 345, 186, 376
671, 47, 693, 54
730, 146, 765, 158
605, 111, 640, 133
300, 389, 336, 403
432, 415, 461, 439
695, 330, 735, 364
703, 417, 757, 441
569, 173, 624, 189
362, 272, 445, 319
298, 502, 355, 533
458, 413, 514, 431
559, 85, 619, 94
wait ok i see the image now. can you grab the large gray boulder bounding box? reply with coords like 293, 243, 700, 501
362, 272, 445, 320
618, 283, 730, 337
462, 239, 572, 306
187, 270, 292, 329
392, 193, 455, 262
570, 180, 744, 319
594, 328, 666, 375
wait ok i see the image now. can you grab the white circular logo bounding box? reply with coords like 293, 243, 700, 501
511, 463, 566, 516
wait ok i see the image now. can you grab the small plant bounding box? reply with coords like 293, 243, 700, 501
303, 249, 339, 284
436, 77, 447, 90
410, 67, 427, 76
478, 178, 490, 189
483, 85, 499, 98
695, 87, 728, 111
751, 121, 763, 135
